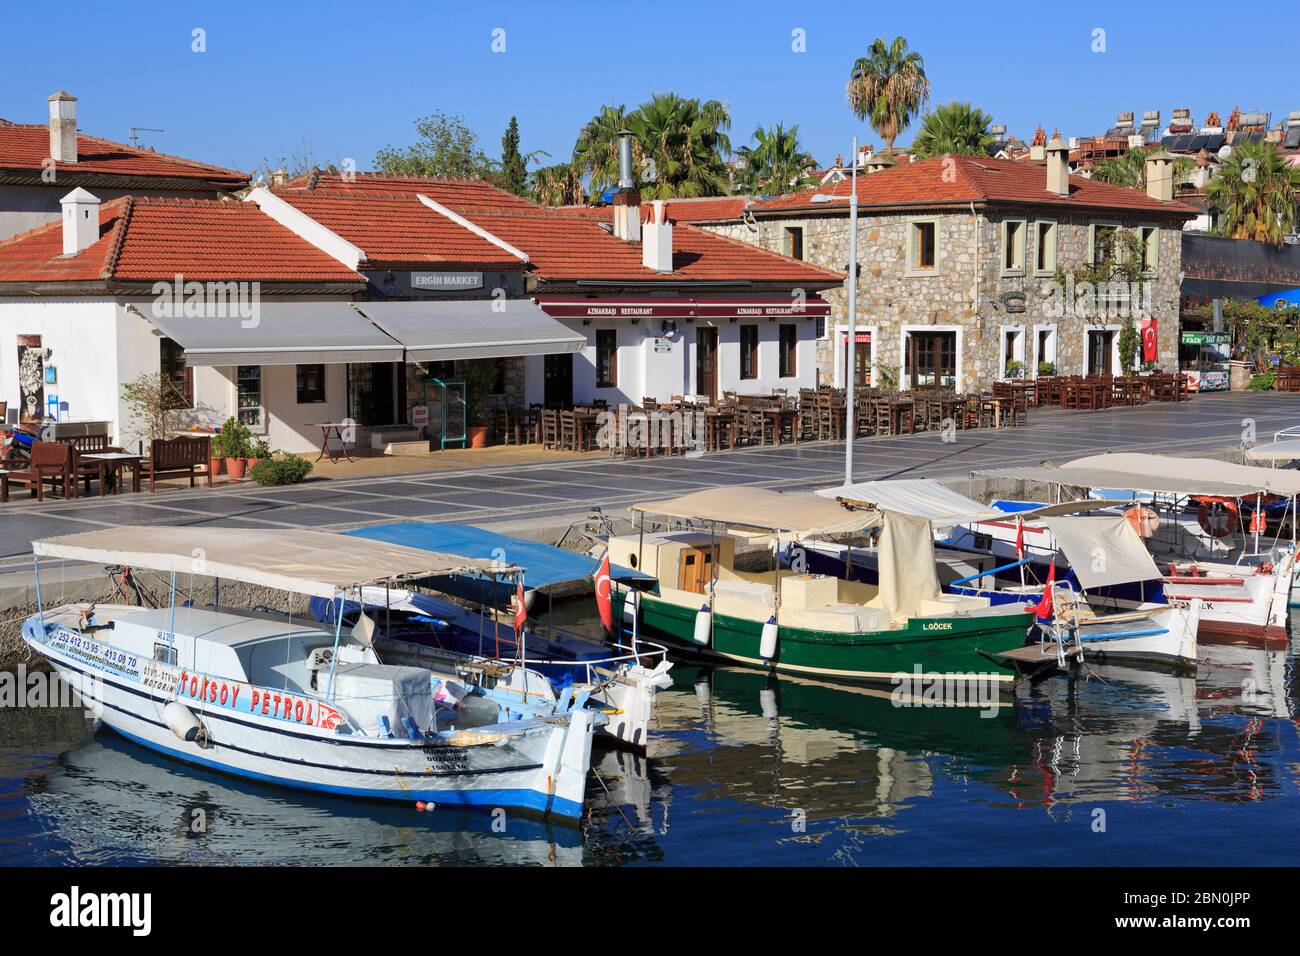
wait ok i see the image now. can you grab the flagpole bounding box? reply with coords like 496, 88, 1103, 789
844, 135, 859, 489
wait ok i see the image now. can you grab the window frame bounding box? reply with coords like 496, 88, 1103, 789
159, 337, 194, 411
739, 324, 759, 380
906, 217, 940, 276
1137, 222, 1160, 276
296, 363, 327, 404
595, 328, 618, 388
783, 225, 805, 261
777, 323, 798, 378
1089, 221, 1122, 267
1000, 218, 1027, 276
1033, 219, 1058, 276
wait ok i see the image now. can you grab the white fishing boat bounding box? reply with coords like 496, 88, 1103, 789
21, 528, 596, 819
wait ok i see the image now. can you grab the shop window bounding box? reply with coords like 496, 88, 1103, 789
595, 329, 618, 388
296, 364, 326, 404
778, 324, 797, 378
159, 337, 193, 410
236, 366, 263, 429
740, 325, 759, 379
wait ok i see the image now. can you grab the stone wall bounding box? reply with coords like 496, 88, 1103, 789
706, 205, 1183, 391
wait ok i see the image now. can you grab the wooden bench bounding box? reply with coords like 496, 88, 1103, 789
2, 440, 74, 501
56, 433, 123, 495
144, 436, 211, 492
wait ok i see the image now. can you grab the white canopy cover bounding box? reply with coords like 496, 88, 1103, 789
1040, 515, 1162, 589
1065, 453, 1300, 497
876, 510, 942, 620
32, 527, 511, 599
1246, 439, 1300, 463
817, 479, 1004, 527
355, 300, 586, 362
632, 486, 880, 536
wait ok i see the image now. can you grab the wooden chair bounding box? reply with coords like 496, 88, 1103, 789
5, 440, 75, 501
559, 410, 577, 451
59, 433, 122, 495
540, 409, 559, 449
143, 436, 211, 492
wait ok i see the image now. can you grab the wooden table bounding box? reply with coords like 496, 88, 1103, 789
0, 469, 7, 503
81, 452, 142, 495
760, 407, 799, 445
308, 422, 355, 463
704, 410, 737, 451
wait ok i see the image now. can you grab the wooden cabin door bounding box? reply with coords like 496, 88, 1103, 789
678, 546, 715, 594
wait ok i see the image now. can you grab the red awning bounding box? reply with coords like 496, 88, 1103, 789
538, 294, 831, 321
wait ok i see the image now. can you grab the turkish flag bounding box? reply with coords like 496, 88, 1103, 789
513, 579, 527, 634
594, 552, 613, 632
1031, 560, 1056, 620
1014, 519, 1025, 558
1140, 317, 1158, 363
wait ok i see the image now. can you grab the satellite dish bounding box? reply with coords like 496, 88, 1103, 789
1217, 144, 1233, 161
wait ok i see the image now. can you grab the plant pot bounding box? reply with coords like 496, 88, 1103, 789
225, 457, 248, 480
208, 456, 225, 477
467, 425, 490, 449
246, 458, 262, 472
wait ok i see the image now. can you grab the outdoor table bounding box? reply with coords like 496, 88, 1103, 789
308, 422, 354, 463
81, 452, 143, 495
873, 398, 914, 436
761, 407, 799, 446
503, 407, 537, 444
571, 411, 601, 452
705, 410, 737, 451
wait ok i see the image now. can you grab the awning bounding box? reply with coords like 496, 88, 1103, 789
1247, 440, 1300, 463
1066, 453, 1300, 497
355, 300, 586, 362
973, 464, 1267, 498
147, 301, 403, 366
632, 486, 879, 536
32, 527, 512, 599
817, 479, 1003, 527
1041, 516, 1162, 588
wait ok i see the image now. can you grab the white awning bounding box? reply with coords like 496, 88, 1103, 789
355, 300, 587, 362
817, 479, 1003, 527
632, 486, 880, 536
1247, 440, 1300, 463
146, 302, 403, 367
973, 464, 1265, 498
1065, 452, 1300, 497
1041, 515, 1162, 589
32, 527, 514, 599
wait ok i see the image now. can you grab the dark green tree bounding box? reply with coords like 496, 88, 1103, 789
499, 116, 528, 195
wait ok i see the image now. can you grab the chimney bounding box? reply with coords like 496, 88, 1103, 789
1045, 131, 1070, 197
611, 129, 641, 242
862, 153, 895, 174
60, 187, 100, 255
1029, 124, 1047, 161
1145, 150, 1176, 202
642, 200, 672, 273
48, 91, 77, 163
271, 167, 288, 188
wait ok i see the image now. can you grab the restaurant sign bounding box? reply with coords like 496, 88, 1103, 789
412, 272, 484, 291
540, 296, 831, 321
1180, 331, 1231, 345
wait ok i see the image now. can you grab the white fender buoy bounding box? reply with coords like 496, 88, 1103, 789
759, 615, 778, 662
623, 588, 639, 626
163, 701, 204, 743
693, 603, 712, 646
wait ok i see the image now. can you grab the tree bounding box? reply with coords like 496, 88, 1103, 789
1206, 139, 1300, 246
734, 123, 817, 195
498, 116, 528, 195
910, 101, 995, 159
374, 111, 496, 180
532, 162, 585, 206
1091, 149, 1194, 191
572, 104, 631, 199
845, 36, 930, 153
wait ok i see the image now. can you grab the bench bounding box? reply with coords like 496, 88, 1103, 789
2, 440, 74, 501
56, 433, 123, 495
144, 436, 211, 492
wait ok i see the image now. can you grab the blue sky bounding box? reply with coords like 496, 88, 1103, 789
1, 1, 1296, 178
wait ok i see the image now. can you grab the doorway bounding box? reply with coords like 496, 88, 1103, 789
347, 362, 399, 425
1087, 329, 1115, 375
696, 327, 719, 400
843, 331, 871, 387
678, 546, 717, 594
906, 331, 957, 388
544, 352, 573, 408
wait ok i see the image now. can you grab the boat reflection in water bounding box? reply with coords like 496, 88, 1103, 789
25, 730, 586, 867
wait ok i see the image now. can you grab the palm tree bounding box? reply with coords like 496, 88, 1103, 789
1206, 140, 1300, 246
909, 101, 995, 158
626, 92, 732, 199
845, 36, 930, 153
734, 123, 817, 195
531, 161, 584, 206
572, 104, 631, 199
1091, 148, 1194, 191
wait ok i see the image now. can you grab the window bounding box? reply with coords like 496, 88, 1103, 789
1001, 328, 1024, 377
1090, 223, 1119, 266
159, 338, 193, 410
1139, 225, 1159, 273
908, 220, 938, 272
778, 324, 797, 378
815, 316, 827, 339
784, 226, 804, 260
740, 325, 759, 379
1001, 220, 1026, 274
235, 366, 263, 429
1034, 221, 1057, 274
296, 364, 326, 403
595, 329, 618, 388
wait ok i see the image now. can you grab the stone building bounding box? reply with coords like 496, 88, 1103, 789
692, 142, 1198, 392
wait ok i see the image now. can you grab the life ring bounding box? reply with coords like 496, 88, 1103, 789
1124, 505, 1159, 538
1194, 496, 1238, 538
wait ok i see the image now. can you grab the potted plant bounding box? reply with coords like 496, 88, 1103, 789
220, 416, 252, 479
207, 429, 226, 477
1004, 359, 1024, 380
1037, 361, 1056, 377
462, 361, 500, 449
248, 437, 273, 470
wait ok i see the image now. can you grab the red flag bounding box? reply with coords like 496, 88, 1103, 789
1140, 317, 1158, 363
1014, 518, 1025, 558
1031, 560, 1055, 620
594, 552, 613, 632
513, 579, 527, 634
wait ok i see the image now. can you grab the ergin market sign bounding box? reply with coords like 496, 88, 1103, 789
411, 272, 484, 291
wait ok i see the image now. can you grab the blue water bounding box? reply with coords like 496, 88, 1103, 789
2, 624, 1298, 866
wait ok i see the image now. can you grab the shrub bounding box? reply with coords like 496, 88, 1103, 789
250, 455, 313, 485
1248, 372, 1275, 391
218, 416, 252, 458
1037, 361, 1056, 376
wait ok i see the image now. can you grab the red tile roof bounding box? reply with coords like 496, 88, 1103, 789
274, 191, 526, 269
453, 208, 842, 285
555, 196, 752, 223
0, 123, 248, 186
0, 198, 364, 285
750, 155, 1198, 217
280, 173, 537, 210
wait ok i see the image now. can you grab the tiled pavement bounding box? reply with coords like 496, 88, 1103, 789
3, 391, 1299, 567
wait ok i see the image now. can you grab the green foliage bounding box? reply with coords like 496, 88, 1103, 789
1004, 358, 1024, 379
374, 111, 497, 180
499, 116, 528, 196
734, 123, 817, 195
250, 455, 313, 485
461, 360, 502, 426
1037, 361, 1056, 376
1207, 139, 1300, 246
874, 362, 899, 389
845, 36, 930, 152
1222, 297, 1300, 372
1118, 316, 1141, 372
1248, 373, 1275, 390
251, 437, 273, 459
532, 162, 585, 206
910, 101, 995, 159
120, 373, 212, 447
1091, 150, 1194, 191
217, 416, 252, 458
